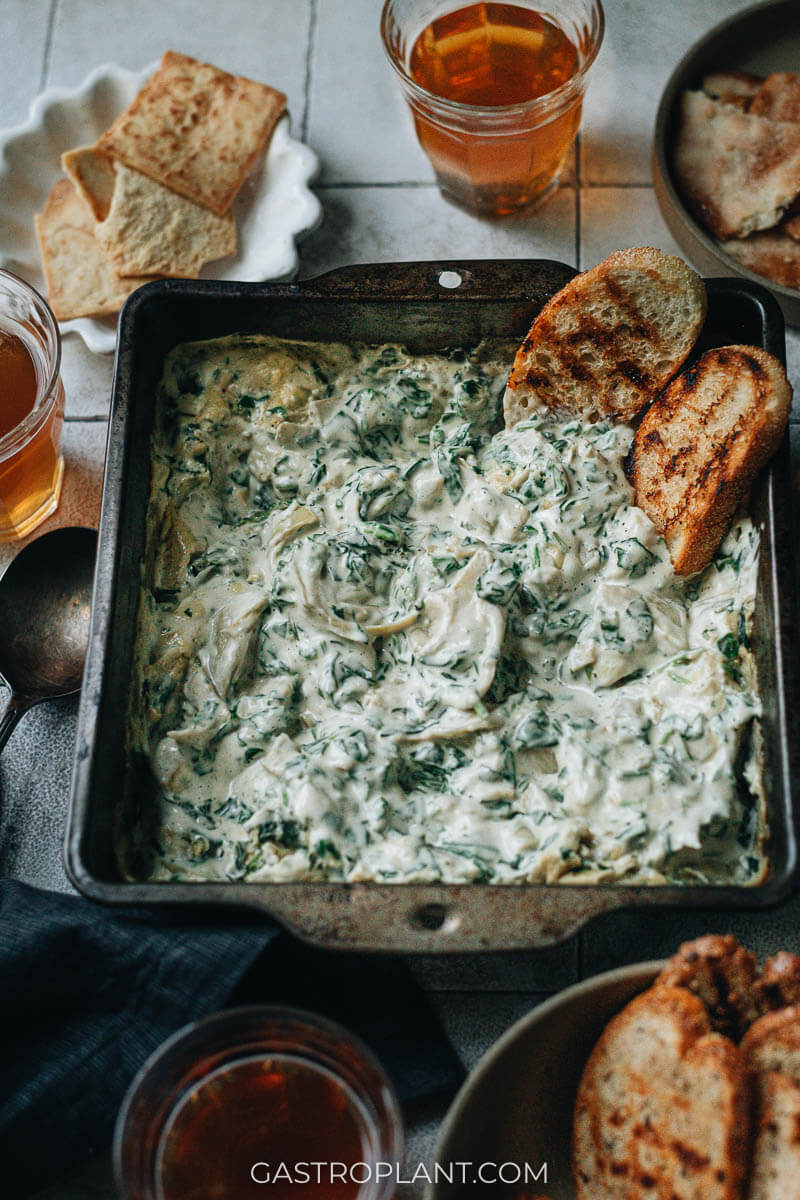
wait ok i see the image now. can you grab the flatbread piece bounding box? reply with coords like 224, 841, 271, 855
95, 161, 236, 278
674, 90, 800, 238
96, 50, 286, 215
722, 230, 800, 288
34, 179, 153, 321
702, 70, 763, 109
749, 72, 800, 123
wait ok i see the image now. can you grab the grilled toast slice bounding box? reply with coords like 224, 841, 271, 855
742, 1010, 800, 1200
742, 1007, 800, 1087
655, 935, 761, 1041
573, 985, 751, 1200
504, 247, 707, 426
746, 1071, 800, 1200
629, 345, 792, 575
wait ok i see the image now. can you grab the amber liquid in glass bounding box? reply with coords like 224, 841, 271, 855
158, 1056, 367, 1200
0, 328, 63, 539
409, 2, 580, 213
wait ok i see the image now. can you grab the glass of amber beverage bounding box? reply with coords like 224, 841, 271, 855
114, 1007, 403, 1200
381, 0, 604, 215
0, 270, 64, 540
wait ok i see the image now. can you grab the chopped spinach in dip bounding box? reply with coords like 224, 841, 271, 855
127, 335, 764, 885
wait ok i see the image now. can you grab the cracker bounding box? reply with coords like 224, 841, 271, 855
96, 162, 236, 278
96, 50, 286, 216
34, 179, 153, 321
673, 90, 800, 238
61, 145, 118, 222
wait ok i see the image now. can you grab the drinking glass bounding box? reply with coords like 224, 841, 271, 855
0, 270, 64, 540
381, 0, 604, 215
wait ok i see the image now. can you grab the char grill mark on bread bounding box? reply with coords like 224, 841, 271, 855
629, 345, 791, 575
504, 247, 707, 425
655, 935, 761, 1040
572, 985, 751, 1200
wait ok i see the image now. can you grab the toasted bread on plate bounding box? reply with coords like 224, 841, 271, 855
573, 985, 751, 1200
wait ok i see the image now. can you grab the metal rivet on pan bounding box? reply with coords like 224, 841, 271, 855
438, 271, 462, 289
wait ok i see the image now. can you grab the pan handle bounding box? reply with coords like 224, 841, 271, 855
289, 259, 577, 303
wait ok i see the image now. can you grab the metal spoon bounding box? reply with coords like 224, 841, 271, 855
0, 526, 97, 752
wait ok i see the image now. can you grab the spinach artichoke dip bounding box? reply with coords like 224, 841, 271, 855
128, 334, 765, 886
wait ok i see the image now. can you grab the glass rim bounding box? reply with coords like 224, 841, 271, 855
113, 1004, 405, 1200
380, 0, 605, 120
0, 268, 62, 459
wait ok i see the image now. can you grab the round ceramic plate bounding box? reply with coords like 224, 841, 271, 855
0, 63, 322, 354
428, 962, 661, 1200
653, 0, 800, 326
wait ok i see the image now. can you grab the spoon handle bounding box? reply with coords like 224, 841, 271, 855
0, 693, 28, 753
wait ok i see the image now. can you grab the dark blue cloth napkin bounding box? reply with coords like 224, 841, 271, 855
0, 880, 464, 1197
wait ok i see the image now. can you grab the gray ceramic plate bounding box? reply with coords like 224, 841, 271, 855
652, 0, 800, 325
428, 962, 662, 1200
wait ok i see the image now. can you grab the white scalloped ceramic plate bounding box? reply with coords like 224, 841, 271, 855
0, 63, 322, 354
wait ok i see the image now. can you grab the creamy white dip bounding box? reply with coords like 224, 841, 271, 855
126, 335, 764, 885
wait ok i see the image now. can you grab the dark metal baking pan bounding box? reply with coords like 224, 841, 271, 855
652, 0, 800, 325
65, 260, 800, 952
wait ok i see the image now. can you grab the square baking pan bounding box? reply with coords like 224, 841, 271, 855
65, 260, 800, 952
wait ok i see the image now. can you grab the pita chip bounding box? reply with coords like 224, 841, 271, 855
61, 145, 118, 221
96, 50, 286, 216
34, 179, 153, 321
96, 162, 236, 278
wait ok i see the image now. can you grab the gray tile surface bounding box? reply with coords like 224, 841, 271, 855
0, 0, 52, 129
46, 0, 312, 133
308, 0, 431, 184
61, 334, 115, 420
299, 182, 577, 277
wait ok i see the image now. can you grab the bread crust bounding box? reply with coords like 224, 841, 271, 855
655, 935, 761, 1041
504, 246, 706, 426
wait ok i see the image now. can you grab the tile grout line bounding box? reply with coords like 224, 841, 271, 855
38, 0, 60, 93
300, 0, 319, 144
